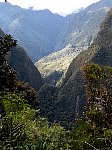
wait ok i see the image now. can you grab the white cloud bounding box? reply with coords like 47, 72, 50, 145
0, 0, 100, 15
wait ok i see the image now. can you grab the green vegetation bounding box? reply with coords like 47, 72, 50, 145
0, 34, 69, 149
0, 34, 17, 93
0, 34, 112, 149
46, 8, 112, 127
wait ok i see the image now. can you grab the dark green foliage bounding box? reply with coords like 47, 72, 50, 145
0, 93, 35, 149
38, 84, 59, 123
0, 93, 71, 150
0, 34, 17, 63
15, 82, 38, 108
0, 33, 71, 150
0, 34, 17, 92
84, 64, 112, 128
81, 63, 112, 150
0, 118, 26, 149
0, 34, 39, 116
67, 64, 112, 150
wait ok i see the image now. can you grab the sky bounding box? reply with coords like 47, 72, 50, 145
0, 0, 100, 16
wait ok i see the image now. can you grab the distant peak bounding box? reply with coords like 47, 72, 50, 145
43, 9, 52, 14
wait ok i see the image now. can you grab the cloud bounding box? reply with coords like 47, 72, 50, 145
0, 0, 100, 15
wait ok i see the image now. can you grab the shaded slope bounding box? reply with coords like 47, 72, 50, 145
8, 46, 44, 90
0, 28, 44, 90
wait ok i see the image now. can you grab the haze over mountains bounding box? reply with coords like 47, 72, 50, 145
0, 2, 64, 62
36, 0, 112, 84
0, 0, 111, 65
0, 0, 112, 126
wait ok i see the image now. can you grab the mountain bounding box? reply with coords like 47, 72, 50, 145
55, 0, 112, 51
36, 0, 112, 85
8, 46, 44, 90
0, 2, 64, 62
54, 8, 112, 126
0, 27, 44, 90
38, 8, 112, 126
36, 44, 81, 85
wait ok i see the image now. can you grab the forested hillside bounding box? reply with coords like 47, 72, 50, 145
0, 8, 112, 150
38, 8, 112, 127
0, 27, 43, 90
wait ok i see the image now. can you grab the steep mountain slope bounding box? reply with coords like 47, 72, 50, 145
8, 46, 44, 90
38, 8, 112, 127
0, 2, 64, 62
0, 28, 44, 90
55, 0, 112, 51
36, 0, 112, 84
55, 8, 112, 125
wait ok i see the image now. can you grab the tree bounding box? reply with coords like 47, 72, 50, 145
0, 34, 17, 93
15, 82, 38, 108
0, 34, 70, 150
69, 64, 112, 150
0, 35, 38, 113
73, 63, 112, 150
83, 63, 112, 128
0, 93, 29, 149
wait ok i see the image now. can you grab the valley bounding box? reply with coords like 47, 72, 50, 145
0, 0, 112, 149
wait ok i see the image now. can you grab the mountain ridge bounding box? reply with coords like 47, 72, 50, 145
0, 2, 64, 62
36, 0, 112, 85
56, 8, 112, 125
